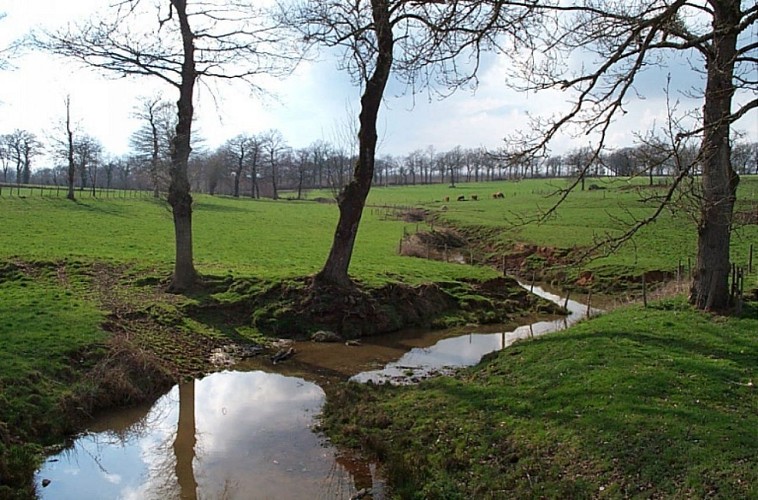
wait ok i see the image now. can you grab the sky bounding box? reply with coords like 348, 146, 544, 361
0, 1, 755, 167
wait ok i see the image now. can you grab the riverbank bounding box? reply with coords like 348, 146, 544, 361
321, 297, 758, 498
0, 258, 552, 497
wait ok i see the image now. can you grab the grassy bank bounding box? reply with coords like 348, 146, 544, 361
349, 176, 758, 288
0, 192, 510, 496
1, 180, 756, 496
322, 298, 758, 498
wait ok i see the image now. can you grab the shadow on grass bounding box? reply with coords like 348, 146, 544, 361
427, 325, 757, 495
193, 201, 251, 213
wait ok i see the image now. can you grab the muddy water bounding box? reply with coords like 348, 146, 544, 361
35, 284, 594, 499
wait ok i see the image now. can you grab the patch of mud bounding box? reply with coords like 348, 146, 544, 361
400, 228, 467, 260
209, 275, 555, 340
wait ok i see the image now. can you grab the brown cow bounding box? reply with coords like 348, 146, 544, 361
444, 196, 450, 202
493, 192, 505, 199
471, 194, 478, 201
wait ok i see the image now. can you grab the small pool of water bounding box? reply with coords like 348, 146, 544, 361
36, 371, 382, 499
36, 283, 595, 499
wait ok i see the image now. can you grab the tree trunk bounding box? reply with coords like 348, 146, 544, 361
271, 164, 279, 200
689, 1, 740, 311
315, 0, 393, 289
167, 0, 198, 292
151, 120, 161, 198
234, 166, 242, 198
66, 100, 76, 201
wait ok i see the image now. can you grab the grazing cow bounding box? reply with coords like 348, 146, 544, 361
493, 191, 505, 199
457, 195, 465, 201
471, 194, 478, 201
444, 196, 450, 202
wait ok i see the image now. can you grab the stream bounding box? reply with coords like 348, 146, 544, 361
35, 285, 598, 499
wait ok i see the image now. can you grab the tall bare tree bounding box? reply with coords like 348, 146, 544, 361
131, 95, 175, 198
37, 1, 297, 291
260, 129, 289, 200
289, 0, 536, 288
223, 134, 261, 199
501, 0, 756, 310
64, 96, 76, 201
4, 129, 40, 193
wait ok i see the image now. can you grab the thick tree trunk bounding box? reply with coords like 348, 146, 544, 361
689, 1, 739, 311
315, 0, 393, 288
167, 0, 198, 292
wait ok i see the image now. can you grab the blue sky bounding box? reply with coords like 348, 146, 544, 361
1, 1, 755, 164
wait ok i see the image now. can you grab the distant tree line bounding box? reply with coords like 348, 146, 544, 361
2, 125, 756, 197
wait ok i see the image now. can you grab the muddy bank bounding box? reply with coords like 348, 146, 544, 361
1, 259, 561, 496
190, 274, 559, 340
398, 224, 678, 294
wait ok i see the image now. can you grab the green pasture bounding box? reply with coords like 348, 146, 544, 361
0, 191, 496, 285
324, 298, 758, 498
1, 178, 756, 495
318, 175, 758, 279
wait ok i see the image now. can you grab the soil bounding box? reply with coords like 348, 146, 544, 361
190, 274, 552, 340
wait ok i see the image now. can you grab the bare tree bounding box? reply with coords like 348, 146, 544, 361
222, 134, 261, 199
74, 134, 102, 195
0, 137, 11, 187
500, 0, 756, 311
64, 96, 76, 200
731, 141, 757, 175
260, 129, 289, 200
37, 0, 297, 291
289, 0, 536, 288
131, 95, 176, 198
4, 129, 40, 194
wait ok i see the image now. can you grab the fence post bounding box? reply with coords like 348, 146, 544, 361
586, 291, 592, 318
563, 289, 571, 310
749, 244, 754, 274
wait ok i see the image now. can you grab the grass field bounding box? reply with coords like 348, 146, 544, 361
350, 175, 758, 280
1, 177, 756, 497
323, 298, 758, 498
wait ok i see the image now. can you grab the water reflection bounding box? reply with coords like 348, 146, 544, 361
36, 371, 381, 499
174, 381, 197, 499
352, 283, 600, 384
36, 283, 594, 498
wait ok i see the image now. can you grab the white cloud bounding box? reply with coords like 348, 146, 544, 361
1, 1, 755, 167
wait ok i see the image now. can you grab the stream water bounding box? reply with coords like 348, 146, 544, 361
35, 285, 597, 499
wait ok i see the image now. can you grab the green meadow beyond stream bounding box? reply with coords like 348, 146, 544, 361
35, 285, 598, 499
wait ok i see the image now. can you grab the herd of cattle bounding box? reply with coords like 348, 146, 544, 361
443, 192, 504, 203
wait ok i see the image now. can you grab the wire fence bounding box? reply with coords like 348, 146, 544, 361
0, 182, 153, 199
